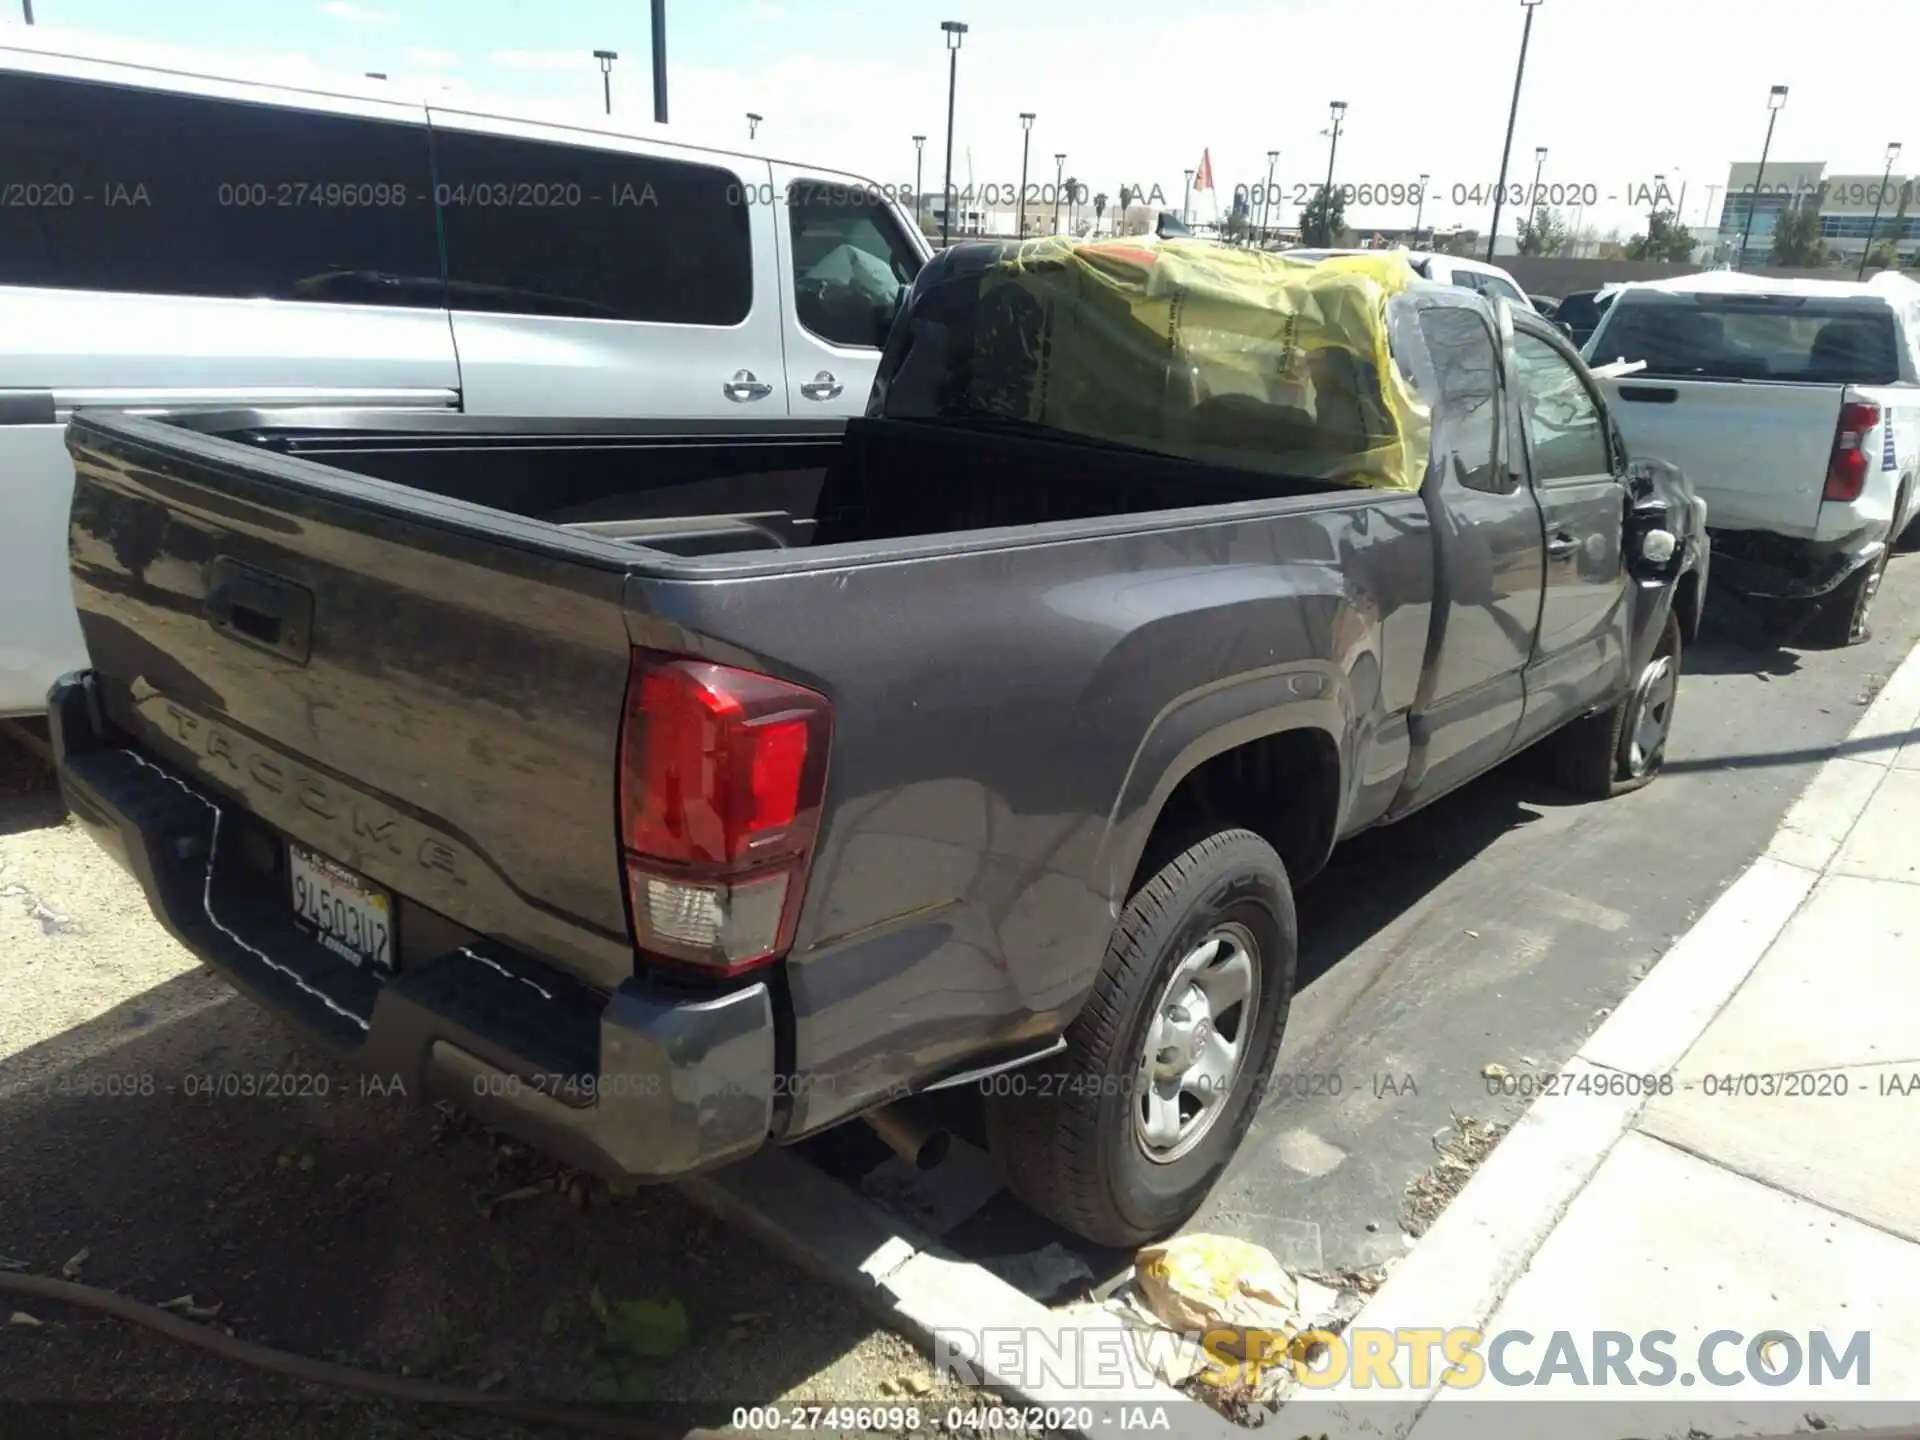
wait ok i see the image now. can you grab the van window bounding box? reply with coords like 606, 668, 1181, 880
1417, 307, 1503, 493
433, 129, 751, 325
0, 71, 442, 306
787, 181, 922, 349
1479, 273, 1527, 306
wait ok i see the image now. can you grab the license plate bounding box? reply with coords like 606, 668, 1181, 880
289, 844, 394, 973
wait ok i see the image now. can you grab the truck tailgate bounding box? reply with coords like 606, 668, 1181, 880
63, 411, 640, 992
1599, 378, 1843, 538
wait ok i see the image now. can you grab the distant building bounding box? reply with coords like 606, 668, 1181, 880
1717, 161, 1917, 265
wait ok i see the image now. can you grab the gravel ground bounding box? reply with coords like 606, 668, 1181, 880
0, 734, 992, 1438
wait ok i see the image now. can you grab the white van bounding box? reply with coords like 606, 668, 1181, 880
0, 31, 930, 717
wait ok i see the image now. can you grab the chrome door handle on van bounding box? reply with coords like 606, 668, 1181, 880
724, 370, 774, 403
799, 372, 845, 402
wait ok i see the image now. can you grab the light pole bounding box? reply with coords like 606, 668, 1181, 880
1859, 141, 1903, 279
1735, 85, 1789, 270
1053, 153, 1066, 235
1649, 173, 1664, 237
940, 21, 968, 247
593, 50, 618, 116
912, 135, 927, 232
21, 0, 32, 22
1016, 112, 1036, 238
1183, 169, 1195, 227
1672, 167, 1687, 235
650, 0, 668, 123
1414, 172, 1430, 244
1486, 0, 1543, 262
746, 112, 762, 140
1262, 150, 1279, 245
1319, 100, 1346, 242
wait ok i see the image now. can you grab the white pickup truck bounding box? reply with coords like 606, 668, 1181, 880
1585, 271, 1920, 645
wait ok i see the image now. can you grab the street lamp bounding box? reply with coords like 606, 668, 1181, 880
1053, 153, 1066, 236
1183, 168, 1195, 228
912, 136, 927, 231
746, 112, 762, 140
1319, 100, 1346, 242
1016, 112, 1036, 239
1649, 173, 1664, 235
1735, 85, 1789, 271
1859, 141, 1903, 279
593, 50, 618, 117
1414, 172, 1430, 244
21, 0, 32, 22
1525, 145, 1547, 249
1486, 0, 1543, 263
939, 21, 968, 247
1262, 149, 1279, 245
649, 0, 669, 123
365, 72, 387, 80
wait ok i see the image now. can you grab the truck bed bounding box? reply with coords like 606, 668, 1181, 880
165, 409, 1349, 561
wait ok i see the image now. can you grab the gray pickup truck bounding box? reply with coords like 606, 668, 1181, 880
51, 243, 1706, 1245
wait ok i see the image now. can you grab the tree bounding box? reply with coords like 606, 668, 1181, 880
1092, 192, 1107, 233
1299, 184, 1347, 247
1624, 209, 1696, 263
1770, 203, 1825, 267
1863, 239, 1902, 272
1516, 206, 1572, 257
1062, 176, 1079, 234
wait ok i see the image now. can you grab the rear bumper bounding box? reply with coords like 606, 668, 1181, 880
48, 672, 775, 1184
1706, 526, 1882, 601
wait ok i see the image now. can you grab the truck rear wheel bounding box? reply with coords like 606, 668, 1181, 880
1549, 613, 1681, 798
1804, 551, 1887, 648
984, 829, 1294, 1247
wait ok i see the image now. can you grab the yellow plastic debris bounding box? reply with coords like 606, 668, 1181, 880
972, 238, 1431, 492
1134, 1233, 1305, 1364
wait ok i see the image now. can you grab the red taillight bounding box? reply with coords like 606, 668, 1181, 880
617, 652, 832, 976
1824, 401, 1881, 503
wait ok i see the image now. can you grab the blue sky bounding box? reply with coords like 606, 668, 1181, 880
12, 0, 1920, 240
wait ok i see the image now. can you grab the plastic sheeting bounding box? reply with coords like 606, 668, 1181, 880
968, 238, 1432, 492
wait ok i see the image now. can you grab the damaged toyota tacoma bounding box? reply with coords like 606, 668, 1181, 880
51, 241, 1705, 1245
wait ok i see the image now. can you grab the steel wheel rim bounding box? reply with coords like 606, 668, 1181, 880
1852, 558, 1886, 640
1134, 921, 1261, 1165
1625, 654, 1677, 777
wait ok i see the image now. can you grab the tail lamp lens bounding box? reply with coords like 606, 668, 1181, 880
1824, 401, 1881, 503
617, 653, 832, 976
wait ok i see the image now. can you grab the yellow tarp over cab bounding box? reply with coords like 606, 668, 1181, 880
972, 238, 1432, 493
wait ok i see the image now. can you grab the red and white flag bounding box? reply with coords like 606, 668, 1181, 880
1194, 149, 1215, 191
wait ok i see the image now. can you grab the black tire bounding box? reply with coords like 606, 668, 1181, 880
1804, 550, 1887, 648
1549, 612, 1682, 799
984, 829, 1295, 1247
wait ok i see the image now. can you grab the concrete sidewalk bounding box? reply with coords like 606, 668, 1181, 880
1282, 641, 1920, 1439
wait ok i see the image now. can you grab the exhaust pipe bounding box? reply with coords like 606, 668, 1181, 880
863, 1102, 950, 1171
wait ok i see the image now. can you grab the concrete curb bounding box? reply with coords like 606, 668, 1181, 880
1277, 637, 1920, 1437
680, 1149, 1242, 1440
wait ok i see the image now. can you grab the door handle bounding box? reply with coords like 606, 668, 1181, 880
1547, 532, 1580, 558
799, 371, 844, 402
723, 370, 774, 403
